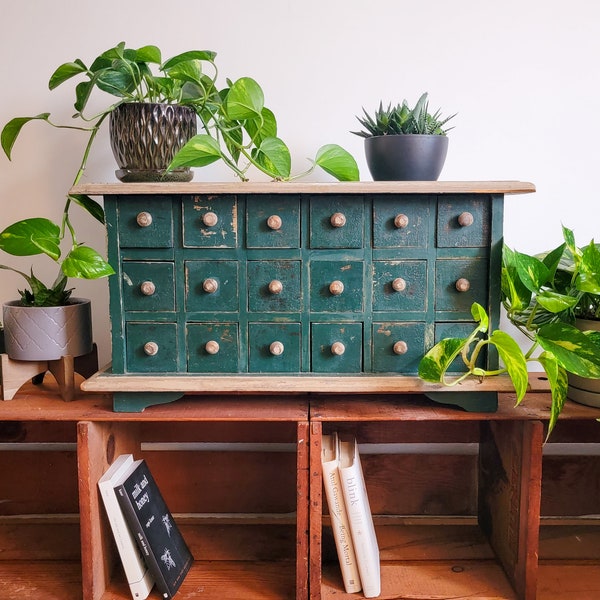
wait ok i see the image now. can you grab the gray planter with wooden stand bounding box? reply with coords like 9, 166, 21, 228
2, 298, 93, 361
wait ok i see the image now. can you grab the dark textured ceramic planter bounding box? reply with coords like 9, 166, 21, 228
2, 298, 93, 361
109, 103, 197, 183
364, 134, 449, 181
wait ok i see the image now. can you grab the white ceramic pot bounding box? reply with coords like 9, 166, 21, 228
2, 298, 93, 361
567, 318, 600, 408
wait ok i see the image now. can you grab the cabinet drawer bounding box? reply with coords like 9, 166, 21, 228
125, 322, 178, 372
185, 260, 239, 312
372, 260, 427, 312
372, 322, 426, 373
435, 258, 488, 314
246, 196, 300, 248
121, 262, 175, 311
182, 194, 238, 248
311, 322, 362, 373
309, 196, 364, 248
372, 196, 431, 248
437, 197, 491, 247
117, 197, 173, 248
247, 260, 301, 313
187, 322, 239, 372
309, 260, 364, 313
248, 323, 301, 372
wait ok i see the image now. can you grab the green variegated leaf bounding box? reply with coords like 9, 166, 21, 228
48, 60, 87, 90
1, 114, 51, 159
470, 302, 489, 332
514, 251, 550, 293
541, 243, 567, 280
168, 134, 222, 169
489, 330, 528, 401
225, 77, 264, 121
69, 194, 105, 224
536, 352, 568, 436
314, 144, 360, 182
254, 137, 291, 179
0, 218, 60, 259
536, 290, 578, 313
61, 246, 115, 279
537, 322, 600, 377
418, 338, 467, 382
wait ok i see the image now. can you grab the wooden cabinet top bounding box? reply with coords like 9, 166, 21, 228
70, 180, 536, 196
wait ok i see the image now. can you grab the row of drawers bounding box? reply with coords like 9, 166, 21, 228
122, 257, 487, 315
116, 195, 492, 250
124, 320, 476, 374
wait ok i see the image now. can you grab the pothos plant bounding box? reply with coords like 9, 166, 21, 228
418, 225, 600, 435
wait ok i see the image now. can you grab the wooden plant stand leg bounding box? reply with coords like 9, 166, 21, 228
0, 344, 99, 402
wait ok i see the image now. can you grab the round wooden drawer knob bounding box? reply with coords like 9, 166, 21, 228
203, 278, 219, 294
205, 340, 220, 355
329, 280, 344, 296
267, 215, 282, 230
202, 211, 219, 227
330, 341, 346, 356
393, 340, 408, 355
458, 212, 474, 227
392, 277, 407, 292
140, 281, 156, 296
330, 212, 347, 228
136, 211, 153, 227
268, 280, 283, 294
269, 341, 285, 356
143, 341, 159, 356
455, 278, 471, 292
394, 213, 409, 229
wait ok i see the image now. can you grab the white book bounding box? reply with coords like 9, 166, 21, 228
321, 433, 361, 593
98, 454, 154, 599
338, 437, 381, 598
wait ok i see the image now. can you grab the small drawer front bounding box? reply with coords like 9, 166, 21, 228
435, 258, 488, 314
121, 262, 175, 312
185, 260, 239, 312
435, 322, 488, 371
310, 260, 364, 313
372, 196, 431, 248
372, 260, 427, 312
309, 196, 364, 248
117, 197, 173, 248
437, 197, 491, 247
311, 322, 362, 373
248, 322, 301, 372
246, 196, 300, 248
125, 322, 178, 372
182, 195, 238, 248
372, 322, 426, 373
247, 260, 301, 313
187, 322, 239, 372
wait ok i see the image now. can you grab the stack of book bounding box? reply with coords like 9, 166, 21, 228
321, 433, 381, 598
98, 454, 194, 600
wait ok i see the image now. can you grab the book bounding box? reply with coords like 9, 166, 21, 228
98, 454, 154, 599
114, 458, 194, 599
321, 433, 362, 593
338, 437, 381, 598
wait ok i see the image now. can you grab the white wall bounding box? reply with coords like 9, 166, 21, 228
1, 0, 599, 366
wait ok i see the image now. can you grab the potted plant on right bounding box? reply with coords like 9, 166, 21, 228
352, 92, 455, 181
418, 225, 600, 435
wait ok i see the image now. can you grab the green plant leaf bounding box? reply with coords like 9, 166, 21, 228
489, 330, 528, 401
225, 77, 264, 121
536, 352, 568, 436
1, 114, 51, 159
134, 45, 161, 64
48, 60, 87, 90
418, 338, 466, 382
61, 246, 115, 279
536, 289, 578, 313
69, 194, 106, 225
514, 251, 550, 293
577, 240, 600, 294
314, 144, 360, 182
537, 322, 600, 377
167, 134, 222, 169
471, 302, 489, 332
244, 107, 277, 147
254, 137, 291, 179
162, 50, 217, 70
0, 218, 60, 259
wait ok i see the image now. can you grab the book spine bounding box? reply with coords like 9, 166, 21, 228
322, 454, 361, 593
115, 485, 171, 599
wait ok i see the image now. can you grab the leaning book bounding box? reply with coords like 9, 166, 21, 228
114, 458, 194, 599
338, 437, 381, 598
321, 432, 361, 593
98, 454, 154, 599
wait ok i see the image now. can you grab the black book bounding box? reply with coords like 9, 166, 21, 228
114, 458, 193, 599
